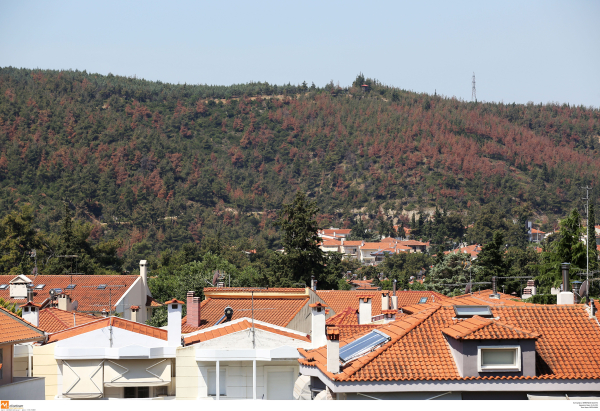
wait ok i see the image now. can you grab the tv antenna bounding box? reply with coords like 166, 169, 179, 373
471, 73, 477, 102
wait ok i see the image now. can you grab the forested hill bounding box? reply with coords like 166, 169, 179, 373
1, 67, 599, 270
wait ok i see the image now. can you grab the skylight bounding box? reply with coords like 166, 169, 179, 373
418, 297, 428, 304
35, 284, 46, 290
52, 288, 63, 294
0, 284, 7, 290
66, 284, 76, 290
454, 305, 493, 318
339, 329, 391, 363
97, 284, 107, 290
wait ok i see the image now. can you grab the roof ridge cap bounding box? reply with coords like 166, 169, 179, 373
46, 308, 69, 327
338, 304, 441, 380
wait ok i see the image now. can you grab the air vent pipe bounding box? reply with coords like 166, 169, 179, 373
27, 285, 33, 303
561, 263, 570, 292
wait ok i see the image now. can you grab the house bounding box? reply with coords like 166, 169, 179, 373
358, 242, 383, 264
0, 305, 46, 400
341, 240, 363, 259
320, 239, 343, 253
318, 228, 352, 240
529, 228, 546, 243
0, 260, 159, 323
445, 244, 481, 260
32, 314, 175, 400
299, 298, 600, 400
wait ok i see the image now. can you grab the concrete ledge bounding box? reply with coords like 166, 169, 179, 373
0, 377, 45, 400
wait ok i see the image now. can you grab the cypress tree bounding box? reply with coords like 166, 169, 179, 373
588, 204, 598, 271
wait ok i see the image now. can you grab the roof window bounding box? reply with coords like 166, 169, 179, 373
339, 329, 391, 363
454, 305, 493, 318
97, 284, 107, 290
66, 284, 76, 290
0, 284, 7, 290
35, 284, 45, 290
418, 297, 428, 304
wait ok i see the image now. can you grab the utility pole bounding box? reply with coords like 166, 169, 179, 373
582, 186, 592, 283
472, 73, 476, 102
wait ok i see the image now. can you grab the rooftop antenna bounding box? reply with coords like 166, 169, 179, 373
581, 185, 592, 283
472, 73, 476, 102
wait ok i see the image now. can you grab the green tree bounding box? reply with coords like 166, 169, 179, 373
536, 209, 586, 292
473, 231, 507, 282
0, 206, 44, 276
271, 191, 324, 287
588, 204, 598, 271
426, 252, 479, 296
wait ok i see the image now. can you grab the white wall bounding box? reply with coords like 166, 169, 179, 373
194, 328, 312, 350
0, 377, 45, 400
56, 326, 166, 349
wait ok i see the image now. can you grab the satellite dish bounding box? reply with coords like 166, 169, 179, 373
580, 280, 589, 300
224, 306, 233, 322
49, 289, 56, 299
72, 301, 79, 311
465, 282, 472, 294
212, 270, 220, 286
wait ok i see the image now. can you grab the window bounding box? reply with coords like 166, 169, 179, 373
124, 386, 150, 398
207, 369, 226, 396
66, 284, 76, 290
34, 284, 45, 290
97, 284, 107, 290
478, 346, 521, 372
339, 329, 390, 363
454, 305, 493, 318
0, 284, 7, 290
418, 297, 428, 304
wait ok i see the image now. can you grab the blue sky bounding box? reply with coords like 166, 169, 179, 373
1, 0, 598, 107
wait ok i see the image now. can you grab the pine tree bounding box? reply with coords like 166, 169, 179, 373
588, 204, 598, 271
474, 231, 506, 282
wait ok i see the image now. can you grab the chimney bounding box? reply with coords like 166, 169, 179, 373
186, 291, 202, 328
20, 302, 40, 327
381, 291, 390, 311
589, 298, 597, 318
58, 293, 73, 311
326, 327, 340, 374
102, 309, 108, 318
309, 302, 327, 348
391, 279, 398, 309
27, 285, 34, 303
572, 281, 582, 304
131, 306, 140, 323
166, 299, 184, 346
358, 295, 372, 324
311, 275, 317, 291
382, 310, 396, 323
557, 263, 574, 305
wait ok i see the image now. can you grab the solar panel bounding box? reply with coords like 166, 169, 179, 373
454, 305, 493, 318
418, 297, 428, 304
66, 284, 76, 290
97, 284, 107, 290
339, 329, 391, 363
0, 284, 7, 290
35, 284, 45, 290
53, 288, 63, 294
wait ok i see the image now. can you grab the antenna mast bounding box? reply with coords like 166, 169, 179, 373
471, 73, 476, 102
582, 185, 592, 283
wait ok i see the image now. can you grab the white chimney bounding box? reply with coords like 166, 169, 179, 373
131, 306, 140, 323
391, 296, 398, 310
326, 327, 340, 374
57, 294, 73, 312
381, 291, 390, 311
310, 302, 327, 348
21, 302, 40, 327
358, 296, 372, 324
166, 299, 183, 346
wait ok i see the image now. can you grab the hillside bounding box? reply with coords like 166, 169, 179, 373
1, 68, 599, 270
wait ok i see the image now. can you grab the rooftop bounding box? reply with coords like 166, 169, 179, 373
0, 306, 45, 344
38, 307, 100, 333
46, 316, 167, 343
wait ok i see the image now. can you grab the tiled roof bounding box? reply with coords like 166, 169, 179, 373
46, 317, 167, 343
395, 291, 447, 306
0, 306, 45, 344
322, 240, 342, 246
183, 318, 311, 345
181, 297, 308, 333
441, 315, 540, 340
317, 290, 383, 316
446, 290, 531, 306
146, 295, 163, 307
164, 298, 185, 304
397, 240, 428, 246
300, 304, 600, 382
320, 229, 351, 235
342, 241, 364, 246
445, 244, 481, 257
326, 307, 359, 326
38, 308, 99, 333
360, 242, 384, 250
531, 228, 545, 234
0, 275, 139, 312
203, 287, 306, 295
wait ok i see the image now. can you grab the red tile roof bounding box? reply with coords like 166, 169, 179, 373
0, 275, 139, 312
445, 244, 481, 258
300, 304, 600, 382
447, 290, 531, 306
181, 297, 308, 333
183, 318, 311, 345
164, 298, 185, 304
342, 241, 364, 246
441, 315, 540, 340
203, 287, 307, 296
0, 306, 45, 344
46, 317, 167, 343
38, 308, 99, 333
322, 240, 342, 247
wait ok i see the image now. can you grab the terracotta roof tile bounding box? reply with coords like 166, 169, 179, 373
342, 241, 364, 246
184, 318, 311, 345
300, 304, 600, 382
181, 297, 308, 333
46, 316, 167, 343
38, 308, 99, 333
164, 298, 185, 304
0, 306, 45, 344
0, 274, 139, 312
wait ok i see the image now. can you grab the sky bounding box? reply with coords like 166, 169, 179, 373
1, 0, 598, 107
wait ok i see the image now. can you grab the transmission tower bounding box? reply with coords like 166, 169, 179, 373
471, 72, 476, 102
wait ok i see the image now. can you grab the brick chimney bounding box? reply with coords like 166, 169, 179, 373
186, 291, 202, 328
358, 295, 372, 324
326, 326, 340, 374
310, 302, 327, 348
